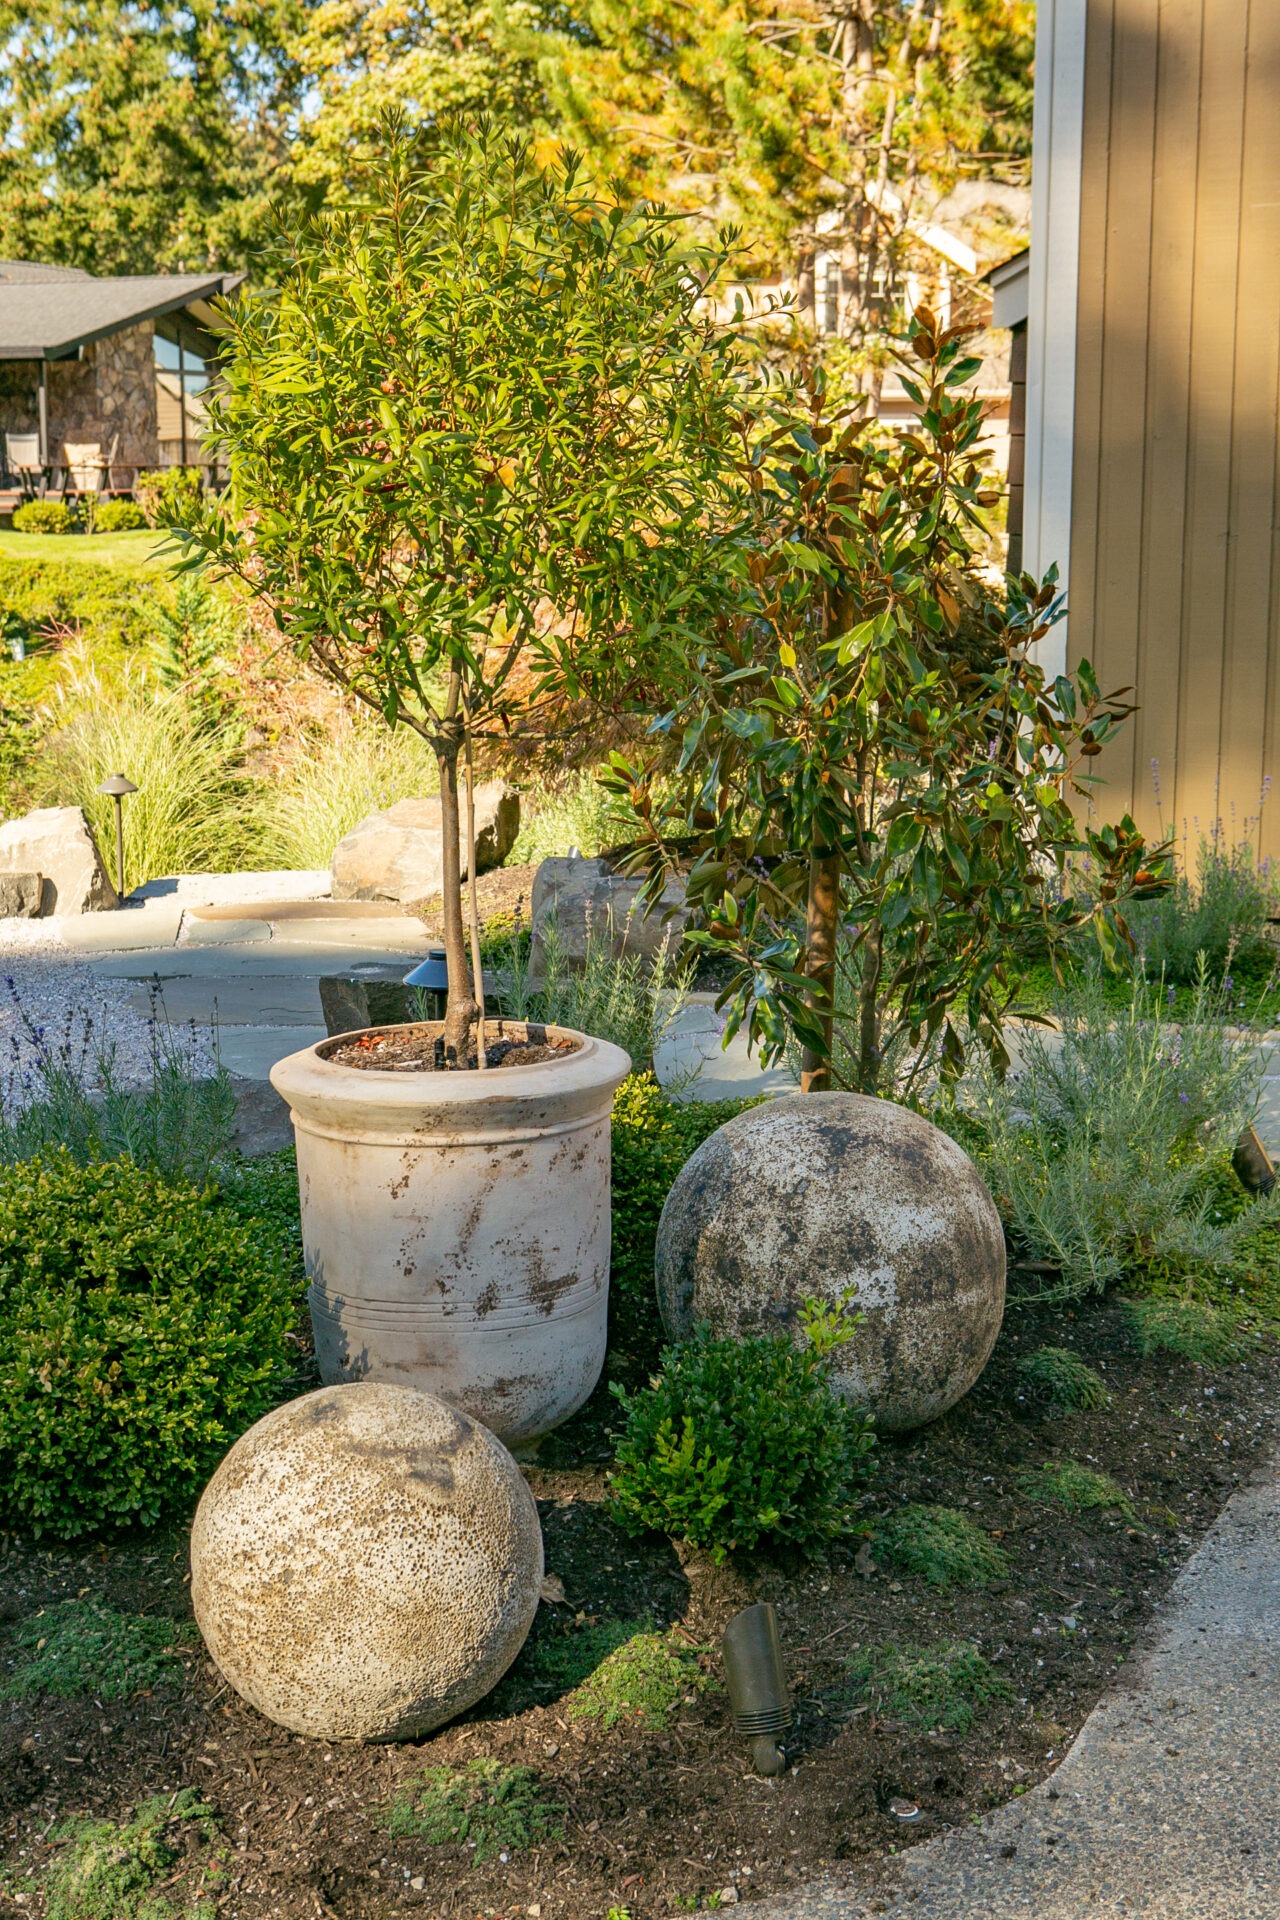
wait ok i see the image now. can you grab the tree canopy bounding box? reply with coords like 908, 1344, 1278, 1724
0, 0, 1034, 294
0, 0, 304, 275
526, 0, 1035, 325
286, 0, 555, 194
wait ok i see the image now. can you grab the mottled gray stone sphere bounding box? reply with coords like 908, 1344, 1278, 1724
190, 1384, 543, 1742
655, 1094, 1005, 1432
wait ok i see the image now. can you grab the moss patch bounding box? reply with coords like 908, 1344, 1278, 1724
874, 1504, 1010, 1589
845, 1641, 1012, 1734
15, 1790, 224, 1919
569, 1629, 713, 1731
1015, 1347, 1112, 1410
2, 1597, 195, 1701
386, 1758, 561, 1860
1020, 1460, 1135, 1519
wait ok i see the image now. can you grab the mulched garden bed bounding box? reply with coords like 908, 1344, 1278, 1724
3, 1297, 1277, 1919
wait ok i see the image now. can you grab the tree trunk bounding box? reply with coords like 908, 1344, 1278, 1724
436, 738, 479, 1062
463, 728, 488, 1070
800, 848, 841, 1093
856, 923, 882, 1096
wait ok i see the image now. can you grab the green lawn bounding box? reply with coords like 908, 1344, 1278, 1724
0, 528, 176, 569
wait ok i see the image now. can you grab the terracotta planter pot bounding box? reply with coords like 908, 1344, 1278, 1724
270, 1023, 632, 1445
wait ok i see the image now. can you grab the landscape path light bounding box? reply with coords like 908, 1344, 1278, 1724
97, 772, 137, 900
403, 949, 451, 1022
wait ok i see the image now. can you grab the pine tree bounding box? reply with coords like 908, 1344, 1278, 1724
0, 0, 304, 275
287, 0, 558, 193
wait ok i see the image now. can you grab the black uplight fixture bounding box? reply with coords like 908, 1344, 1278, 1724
721, 1602, 793, 1775
403, 949, 451, 1020
96, 772, 137, 900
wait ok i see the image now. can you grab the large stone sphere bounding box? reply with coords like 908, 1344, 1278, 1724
190, 1384, 543, 1742
655, 1094, 1005, 1432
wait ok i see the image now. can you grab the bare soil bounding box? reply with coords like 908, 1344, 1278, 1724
323, 1023, 583, 1073
3, 1296, 1276, 1918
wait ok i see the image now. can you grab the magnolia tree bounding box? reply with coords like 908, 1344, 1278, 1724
184, 117, 741, 1059
608, 313, 1171, 1097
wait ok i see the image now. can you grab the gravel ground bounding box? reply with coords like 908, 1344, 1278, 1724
0, 871, 331, 1111
0, 937, 217, 1112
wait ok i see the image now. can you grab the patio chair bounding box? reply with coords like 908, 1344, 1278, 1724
4, 432, 45, 498
61, 440, 108, 496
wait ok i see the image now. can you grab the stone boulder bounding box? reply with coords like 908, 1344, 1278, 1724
331, 783, 520, 906
319, 968, 414, 1036
0, 807, 116, 914
655, 1094, 1006, 1433
530, 854, 688, 971
190, 1383, 543, 1743
0, 871, 44, 919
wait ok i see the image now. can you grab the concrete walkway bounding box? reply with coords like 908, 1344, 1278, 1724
29, 875, 1280, 1132
61, 882, 428, 1082
757, 1467, 1280, 1920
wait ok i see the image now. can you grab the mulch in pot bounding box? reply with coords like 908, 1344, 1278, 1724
323, 1021, 583, 1073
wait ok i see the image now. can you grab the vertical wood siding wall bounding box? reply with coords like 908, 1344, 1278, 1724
1068, 0, 1280, 864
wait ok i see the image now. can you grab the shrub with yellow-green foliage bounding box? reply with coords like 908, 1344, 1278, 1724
11, 497, 75, 534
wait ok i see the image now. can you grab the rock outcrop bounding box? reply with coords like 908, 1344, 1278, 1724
530, 854, 688, 970
0, 807, 117, 914
331, 784, 520, 906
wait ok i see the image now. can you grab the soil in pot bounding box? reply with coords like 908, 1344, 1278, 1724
322, 1020, 584, 1072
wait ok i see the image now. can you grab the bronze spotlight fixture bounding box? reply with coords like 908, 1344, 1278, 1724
721, 1602, 792, 1776
1233, 1125, 1276, 1198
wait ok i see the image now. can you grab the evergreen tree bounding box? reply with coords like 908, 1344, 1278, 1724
287, 0, 557, 193
0, 0, 304, 275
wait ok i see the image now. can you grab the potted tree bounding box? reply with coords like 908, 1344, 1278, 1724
186, 118, 742, 1443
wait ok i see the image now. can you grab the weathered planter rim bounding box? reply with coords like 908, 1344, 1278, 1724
269, 1021, 632, 1145
314, 1015, 587, 1077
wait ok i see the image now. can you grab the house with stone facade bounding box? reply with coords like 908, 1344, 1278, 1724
0, 260, 242, 498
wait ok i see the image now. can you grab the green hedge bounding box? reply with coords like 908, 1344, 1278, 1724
0, 554, 173, 654
0, 1153, 298, 1538
610, 1073, 750, 1296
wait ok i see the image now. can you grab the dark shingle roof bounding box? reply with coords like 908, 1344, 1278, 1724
0, 260, 93, 283
0, 265, 242, 358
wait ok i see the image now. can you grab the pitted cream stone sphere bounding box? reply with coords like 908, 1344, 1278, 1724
655, 1094, 1005, 1432
190, 1384, 543, 1742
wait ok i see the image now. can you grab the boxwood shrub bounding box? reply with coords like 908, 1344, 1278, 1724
0, 1152, 298, 1538
610, 1076, 748, 1293
92, 498, 148, 533
608, 1331, 876, 1561
11, 499, 75, 535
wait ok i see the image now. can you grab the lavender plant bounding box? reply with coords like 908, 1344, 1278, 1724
952, 962, 1278, 1299
0, 976, 236, 1183
1122, 821, 1279, 987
